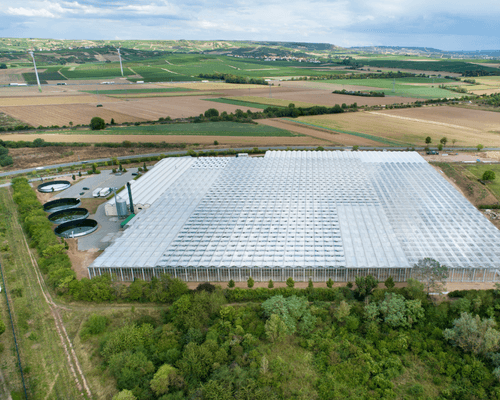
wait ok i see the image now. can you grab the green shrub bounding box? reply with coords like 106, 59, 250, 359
90, 117, 105, 130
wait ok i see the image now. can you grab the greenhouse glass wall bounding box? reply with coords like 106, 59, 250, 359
90, 151, 500, 282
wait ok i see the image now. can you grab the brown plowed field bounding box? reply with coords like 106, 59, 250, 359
297, 106, 500, 148
0, 104, 145, 126
263, 81, 417, 106
2, 133, 325, 146
0, 94, 120, 106
258, 119, 382, 147
100, 96, 263, 120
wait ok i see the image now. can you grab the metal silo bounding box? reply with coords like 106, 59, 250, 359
116, 198, 128, 218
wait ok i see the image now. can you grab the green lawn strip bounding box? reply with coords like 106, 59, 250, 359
82, 121, 300, 137
465, 164, 500, 199
283, 118, 408, 146
80, 88, 194, 94
0, 188, 82, 399
203, 98, 274, 109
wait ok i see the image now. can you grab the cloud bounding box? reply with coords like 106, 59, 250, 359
1, 0, 500, 49
7, 6, 57, 18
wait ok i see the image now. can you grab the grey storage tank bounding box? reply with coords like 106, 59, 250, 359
116, 198, 128, 218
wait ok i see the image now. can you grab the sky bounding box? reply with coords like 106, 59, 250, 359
1, 0, 500, 50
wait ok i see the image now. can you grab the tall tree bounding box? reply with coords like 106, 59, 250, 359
412, 258, 449, 294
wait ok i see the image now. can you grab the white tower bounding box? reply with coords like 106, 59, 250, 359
29, 51, 42, 92
117, 48, 124, 77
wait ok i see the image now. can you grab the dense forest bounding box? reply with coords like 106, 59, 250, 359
84, 278, 500, 400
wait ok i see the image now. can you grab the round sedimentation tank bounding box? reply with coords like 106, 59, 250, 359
37, 180, 71, 193
54, 219, 98, 238
43, 198, 81, 213
48, 208, 89, 224
116, 198, 128, 218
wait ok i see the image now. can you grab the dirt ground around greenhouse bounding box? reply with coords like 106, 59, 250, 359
184, 280, 498, 293
67, 239, 101, 280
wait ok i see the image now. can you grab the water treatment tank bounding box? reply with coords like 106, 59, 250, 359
116, 198, 128, 218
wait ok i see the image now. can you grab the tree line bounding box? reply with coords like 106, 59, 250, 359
82, 278, 500, 399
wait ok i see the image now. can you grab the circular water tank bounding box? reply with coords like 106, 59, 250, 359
37, 180, 71, 193
116, 198, 128, 218
48, 208, 89, 224
43, 198, 81, 213
54, 219, 98, 238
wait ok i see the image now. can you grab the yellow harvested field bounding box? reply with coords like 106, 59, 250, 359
297, 106, 500, 147
0, 94, 119, 106
0, 104, 145, 126
160, 82, 266, 90
469, 88, 500, 95
258, 119, 382, 147
467, 77, 500, 95
1, 133, 325, 147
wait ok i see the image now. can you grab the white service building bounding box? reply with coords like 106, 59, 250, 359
90, 151, 500, 282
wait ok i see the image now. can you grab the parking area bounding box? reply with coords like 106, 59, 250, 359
55, 168, 140, 199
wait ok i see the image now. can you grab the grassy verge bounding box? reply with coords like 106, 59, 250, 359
282, 118, 408, 146
63, 121, 301, 137
464, 164, 500, 199
433, 162, 496, 205
0, 188, 84, 399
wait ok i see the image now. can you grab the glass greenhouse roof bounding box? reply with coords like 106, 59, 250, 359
91, 151, 500, 270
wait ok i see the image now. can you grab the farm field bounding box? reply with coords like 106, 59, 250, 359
205, 98, 272, 109
468, 76, 500, 95
0, 103, 146, 126
257, 118, 383, 147
296, 106, 500, 148
0, 93, 118, 107
80, 87, 194, 94
2, 133, 326, 148
97, 95, 263, 121
269, 80, 424, 105
206, 96, 318, 108
318, 78, 464, 99
68, 121, 301, 137
106, 91, 221, 99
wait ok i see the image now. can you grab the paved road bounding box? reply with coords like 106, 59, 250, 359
2, 146, 500, 179
54, 168, 139, 199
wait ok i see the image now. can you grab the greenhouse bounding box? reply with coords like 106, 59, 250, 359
89, 151, 500, 282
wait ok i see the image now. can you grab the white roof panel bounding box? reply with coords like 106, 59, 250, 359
92, 151, 500, 270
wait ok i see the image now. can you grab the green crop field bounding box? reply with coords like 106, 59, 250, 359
81, 87, 194, 95
22, 66, 67, 84
80, 121, 299, 136
60, 66, 134, 79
